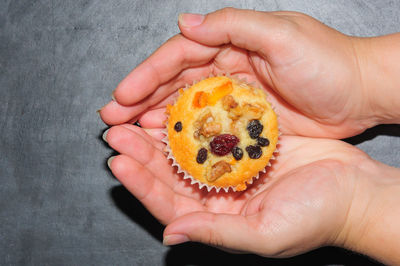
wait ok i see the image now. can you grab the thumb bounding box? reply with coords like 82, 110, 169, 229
178, 8, 288, 57
163, 211, 268, 254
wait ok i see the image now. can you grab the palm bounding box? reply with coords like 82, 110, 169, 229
107, 124, 362, 255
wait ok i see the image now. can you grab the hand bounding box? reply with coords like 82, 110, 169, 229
100, 7, 400, 264
104, 124, 380, 258
99, 8, 380, 138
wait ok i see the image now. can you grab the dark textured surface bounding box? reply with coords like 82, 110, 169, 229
1, 0, 399, 265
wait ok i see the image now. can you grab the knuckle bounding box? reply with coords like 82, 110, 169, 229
274, 17, 299, 37
205, 230, 224, 247
202, 214, 225, 247
219, 6, 236, 15
216, 7, 238, 24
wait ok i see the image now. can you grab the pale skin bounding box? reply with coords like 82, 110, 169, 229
99, 8, 400, 265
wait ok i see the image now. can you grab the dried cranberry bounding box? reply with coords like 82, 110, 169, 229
247, 120, 263, 139
232, 147, 243, 160
246, 145, 262, 159
196, 148, 208, 164
257, 137, 270, 147
174, 121, 182, 132
210, 134, 239, 156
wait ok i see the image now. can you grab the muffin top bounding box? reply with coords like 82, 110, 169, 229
166, 76, 279, 192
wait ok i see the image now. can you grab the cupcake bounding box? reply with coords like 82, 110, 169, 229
164, 76, 279, 192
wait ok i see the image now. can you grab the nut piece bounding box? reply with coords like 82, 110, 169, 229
222, 95, 238, 110
200, 122, 222, 137
242, 103, 265, 120
194, 110, 213, 128
222, 95, 242, 120
193, 130, 201, 139
208, 161, 232, 182
194, 110, 222, 138
194, 110, 214, 139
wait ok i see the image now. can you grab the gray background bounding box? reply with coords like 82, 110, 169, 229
1, 0, 399, 265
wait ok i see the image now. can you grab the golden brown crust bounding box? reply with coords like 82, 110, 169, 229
166, 76, 279, 191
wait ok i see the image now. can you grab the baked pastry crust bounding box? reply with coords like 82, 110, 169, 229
166, 76, 279, 191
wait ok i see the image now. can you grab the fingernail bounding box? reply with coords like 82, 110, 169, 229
178, 13, 204, 27
107, 156, 115, 169
102, 129, 109, 142
111, 91, 116, 101
163, 234, 190, 246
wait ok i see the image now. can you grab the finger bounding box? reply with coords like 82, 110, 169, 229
105, 125, 208, 200
108, 155, 204, 224
178, 8, 280, 57
103, 124, 165, 150
106, 125, 189, 193
99, 100, 143, 125
163, 212, 268, 254
99, 66, 210, 125
142, 128, 166, 142
137, 108, 167, 128
99, 90, 172, 126
106, 126, 168, 172
178, 8, 304, 66
113, 34, 219, 106
142, 63, 212, 112
119, 124, 166, 148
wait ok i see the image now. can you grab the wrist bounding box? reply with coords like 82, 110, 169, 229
351, 34, 400, 126
336, 159, 400, 265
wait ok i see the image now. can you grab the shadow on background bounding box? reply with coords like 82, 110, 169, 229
110, 186, 381, 266
110, 185, 164, 241
343, 124, 400, 145
164, 243, 381, 266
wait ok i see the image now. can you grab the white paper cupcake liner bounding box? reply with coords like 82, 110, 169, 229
162, 73, 280, 193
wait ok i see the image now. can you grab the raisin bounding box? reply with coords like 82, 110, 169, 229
196, 148, 208, 164
210, 134, 239, 156
174, 121, 182, 132
247, 120, 263, 139
232, 147, 243, 160
246, 145, 262, 159
257, 137, 270, 147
